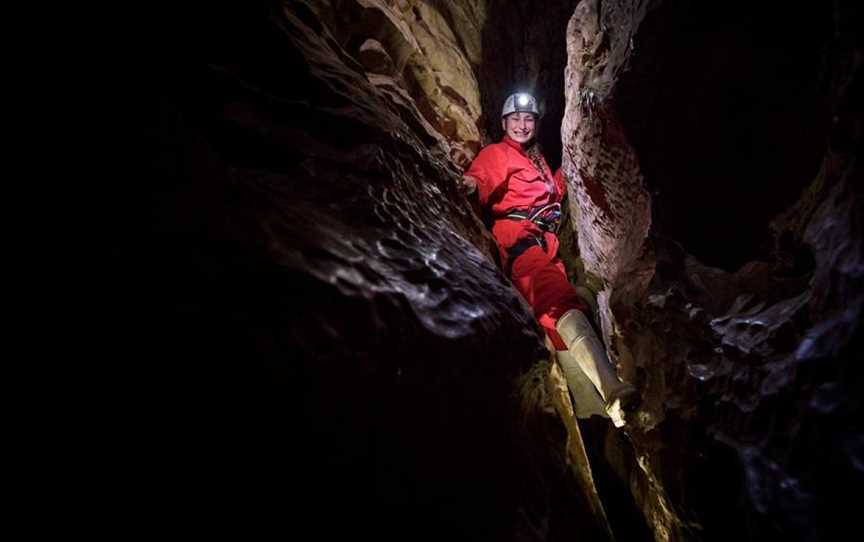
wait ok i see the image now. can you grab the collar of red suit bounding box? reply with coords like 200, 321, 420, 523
502, 135, 526, 153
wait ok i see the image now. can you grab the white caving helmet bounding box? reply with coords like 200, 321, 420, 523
501, 92, 540, 118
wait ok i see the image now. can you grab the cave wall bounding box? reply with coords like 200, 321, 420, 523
309, 0, 487, 169
561, 0, 863, 540
147, 1, 558, 539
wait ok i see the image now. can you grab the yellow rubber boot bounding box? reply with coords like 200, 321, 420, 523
555, 309, 638, 427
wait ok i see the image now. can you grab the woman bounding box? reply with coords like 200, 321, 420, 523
463, 92, 637, 427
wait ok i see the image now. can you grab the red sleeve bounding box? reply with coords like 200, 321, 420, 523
465, 146, 505, 207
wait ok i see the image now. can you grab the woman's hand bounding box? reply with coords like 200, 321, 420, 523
461, 175, 478, 195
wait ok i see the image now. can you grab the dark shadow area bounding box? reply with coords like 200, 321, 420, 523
579, 417, 654, 542
616, 0, 833, 271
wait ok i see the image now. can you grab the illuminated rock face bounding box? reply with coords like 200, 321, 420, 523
148, 1, 860, 540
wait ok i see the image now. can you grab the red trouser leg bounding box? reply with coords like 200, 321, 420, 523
509, 238, 585, 350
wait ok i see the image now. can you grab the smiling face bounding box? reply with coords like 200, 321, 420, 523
502, 112, 537, 144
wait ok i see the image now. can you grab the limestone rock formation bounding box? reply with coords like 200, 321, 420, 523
560, 1, 862, 540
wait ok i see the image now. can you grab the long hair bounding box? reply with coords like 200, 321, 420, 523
525, 138, 553, 182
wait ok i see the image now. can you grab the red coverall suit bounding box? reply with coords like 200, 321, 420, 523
465, 135, 586, 350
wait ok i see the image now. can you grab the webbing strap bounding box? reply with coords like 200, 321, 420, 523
505, 234, 547, 276
504, 202, 562, 234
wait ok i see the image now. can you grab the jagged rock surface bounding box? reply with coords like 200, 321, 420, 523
561, 1, 862, 540
313, 0, 485, 168
148, 2, 552, 540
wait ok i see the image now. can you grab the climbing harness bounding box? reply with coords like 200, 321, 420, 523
505, 202, 562, 234
505, 232, 548, 275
